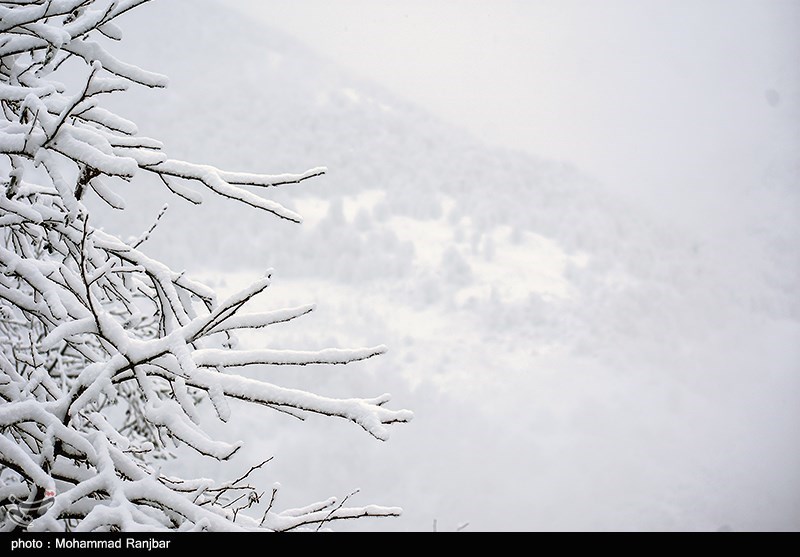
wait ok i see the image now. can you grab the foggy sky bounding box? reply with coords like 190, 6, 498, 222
233, 0, 799, 226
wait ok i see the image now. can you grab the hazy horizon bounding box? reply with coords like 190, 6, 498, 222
234, 0, 800, 226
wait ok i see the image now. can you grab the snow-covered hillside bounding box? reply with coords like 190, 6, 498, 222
85, 0, 800, 531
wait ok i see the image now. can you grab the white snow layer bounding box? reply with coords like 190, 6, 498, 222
77, 0, 800, 532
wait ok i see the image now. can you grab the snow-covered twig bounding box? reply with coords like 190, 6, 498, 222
0, 0, 411, 532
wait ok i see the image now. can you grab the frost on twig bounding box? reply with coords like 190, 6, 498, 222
0, 0, 411, 532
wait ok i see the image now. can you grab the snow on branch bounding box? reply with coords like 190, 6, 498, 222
191, 346, 388, 368
141, 160, 319, 223
0, 0, 411, 532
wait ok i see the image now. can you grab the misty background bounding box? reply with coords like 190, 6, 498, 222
88, 0, 799, 530
237, 0, 800, 225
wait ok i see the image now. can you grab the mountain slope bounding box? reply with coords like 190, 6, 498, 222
78, 0, 800, 531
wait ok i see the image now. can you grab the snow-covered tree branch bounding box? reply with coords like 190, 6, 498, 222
0, 0, 411, 532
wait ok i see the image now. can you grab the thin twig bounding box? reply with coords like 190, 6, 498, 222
316, 489, 360, 532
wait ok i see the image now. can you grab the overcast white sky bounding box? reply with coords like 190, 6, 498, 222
232, 0, 799, 222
